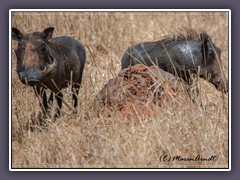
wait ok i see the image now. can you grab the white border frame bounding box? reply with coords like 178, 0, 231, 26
9, 9, 231, 171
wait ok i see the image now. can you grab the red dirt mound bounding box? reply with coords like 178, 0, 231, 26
96, 64, 190, 118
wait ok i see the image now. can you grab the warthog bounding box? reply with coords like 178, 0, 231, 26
121, 29, 228, 93
12, 27, 86, 117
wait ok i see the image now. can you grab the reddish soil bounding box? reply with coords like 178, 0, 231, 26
96, 64, 190, 118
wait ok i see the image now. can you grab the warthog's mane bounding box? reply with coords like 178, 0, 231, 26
159, 28, 207, 47
137, 28, 207, 53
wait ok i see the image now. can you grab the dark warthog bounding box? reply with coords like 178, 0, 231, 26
12, 27, 86, 117
121, 29, 228, 93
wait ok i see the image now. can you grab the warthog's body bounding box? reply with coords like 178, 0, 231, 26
121, 30, 228, 93
12, 27, 86, 117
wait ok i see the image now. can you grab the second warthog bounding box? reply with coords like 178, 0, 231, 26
12, 27, 86, 117
121, 29, 228, 93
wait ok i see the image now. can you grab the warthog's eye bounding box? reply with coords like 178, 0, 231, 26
17, 43, 26, 50
208, 50, 214, 58
41, 43, 46, 51
40, 64, 45, 70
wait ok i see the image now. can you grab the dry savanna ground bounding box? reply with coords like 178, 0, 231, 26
11, 11, 229, 169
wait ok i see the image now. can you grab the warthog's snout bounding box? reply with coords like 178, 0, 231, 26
224, 79, 229, 93
220, 79, 228, 93
215, 79, 228, 93
19, 68, 44, 86
209, 75, 228, 93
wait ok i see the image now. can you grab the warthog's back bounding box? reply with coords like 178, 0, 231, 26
51, 36, 86, 64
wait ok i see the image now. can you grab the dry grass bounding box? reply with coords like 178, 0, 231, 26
11, 11, 229, 169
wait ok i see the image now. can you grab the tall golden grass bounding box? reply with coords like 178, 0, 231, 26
11, 11, 229, 168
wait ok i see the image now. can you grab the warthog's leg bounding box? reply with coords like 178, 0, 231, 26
55, 91, 63, 117
72, 83, 80, 108
72, 68, 84, 109
48, 92, 54, 107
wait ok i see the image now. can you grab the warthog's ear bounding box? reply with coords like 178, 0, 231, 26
200, 32, 212, 43
41, 27, 54, 41
12, 27, 24, 41
200, 33, 209, 65
200, 33, 214, 65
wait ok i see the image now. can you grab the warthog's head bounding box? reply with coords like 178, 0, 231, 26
12, 27, 58, 86
198, 33, 228, 93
